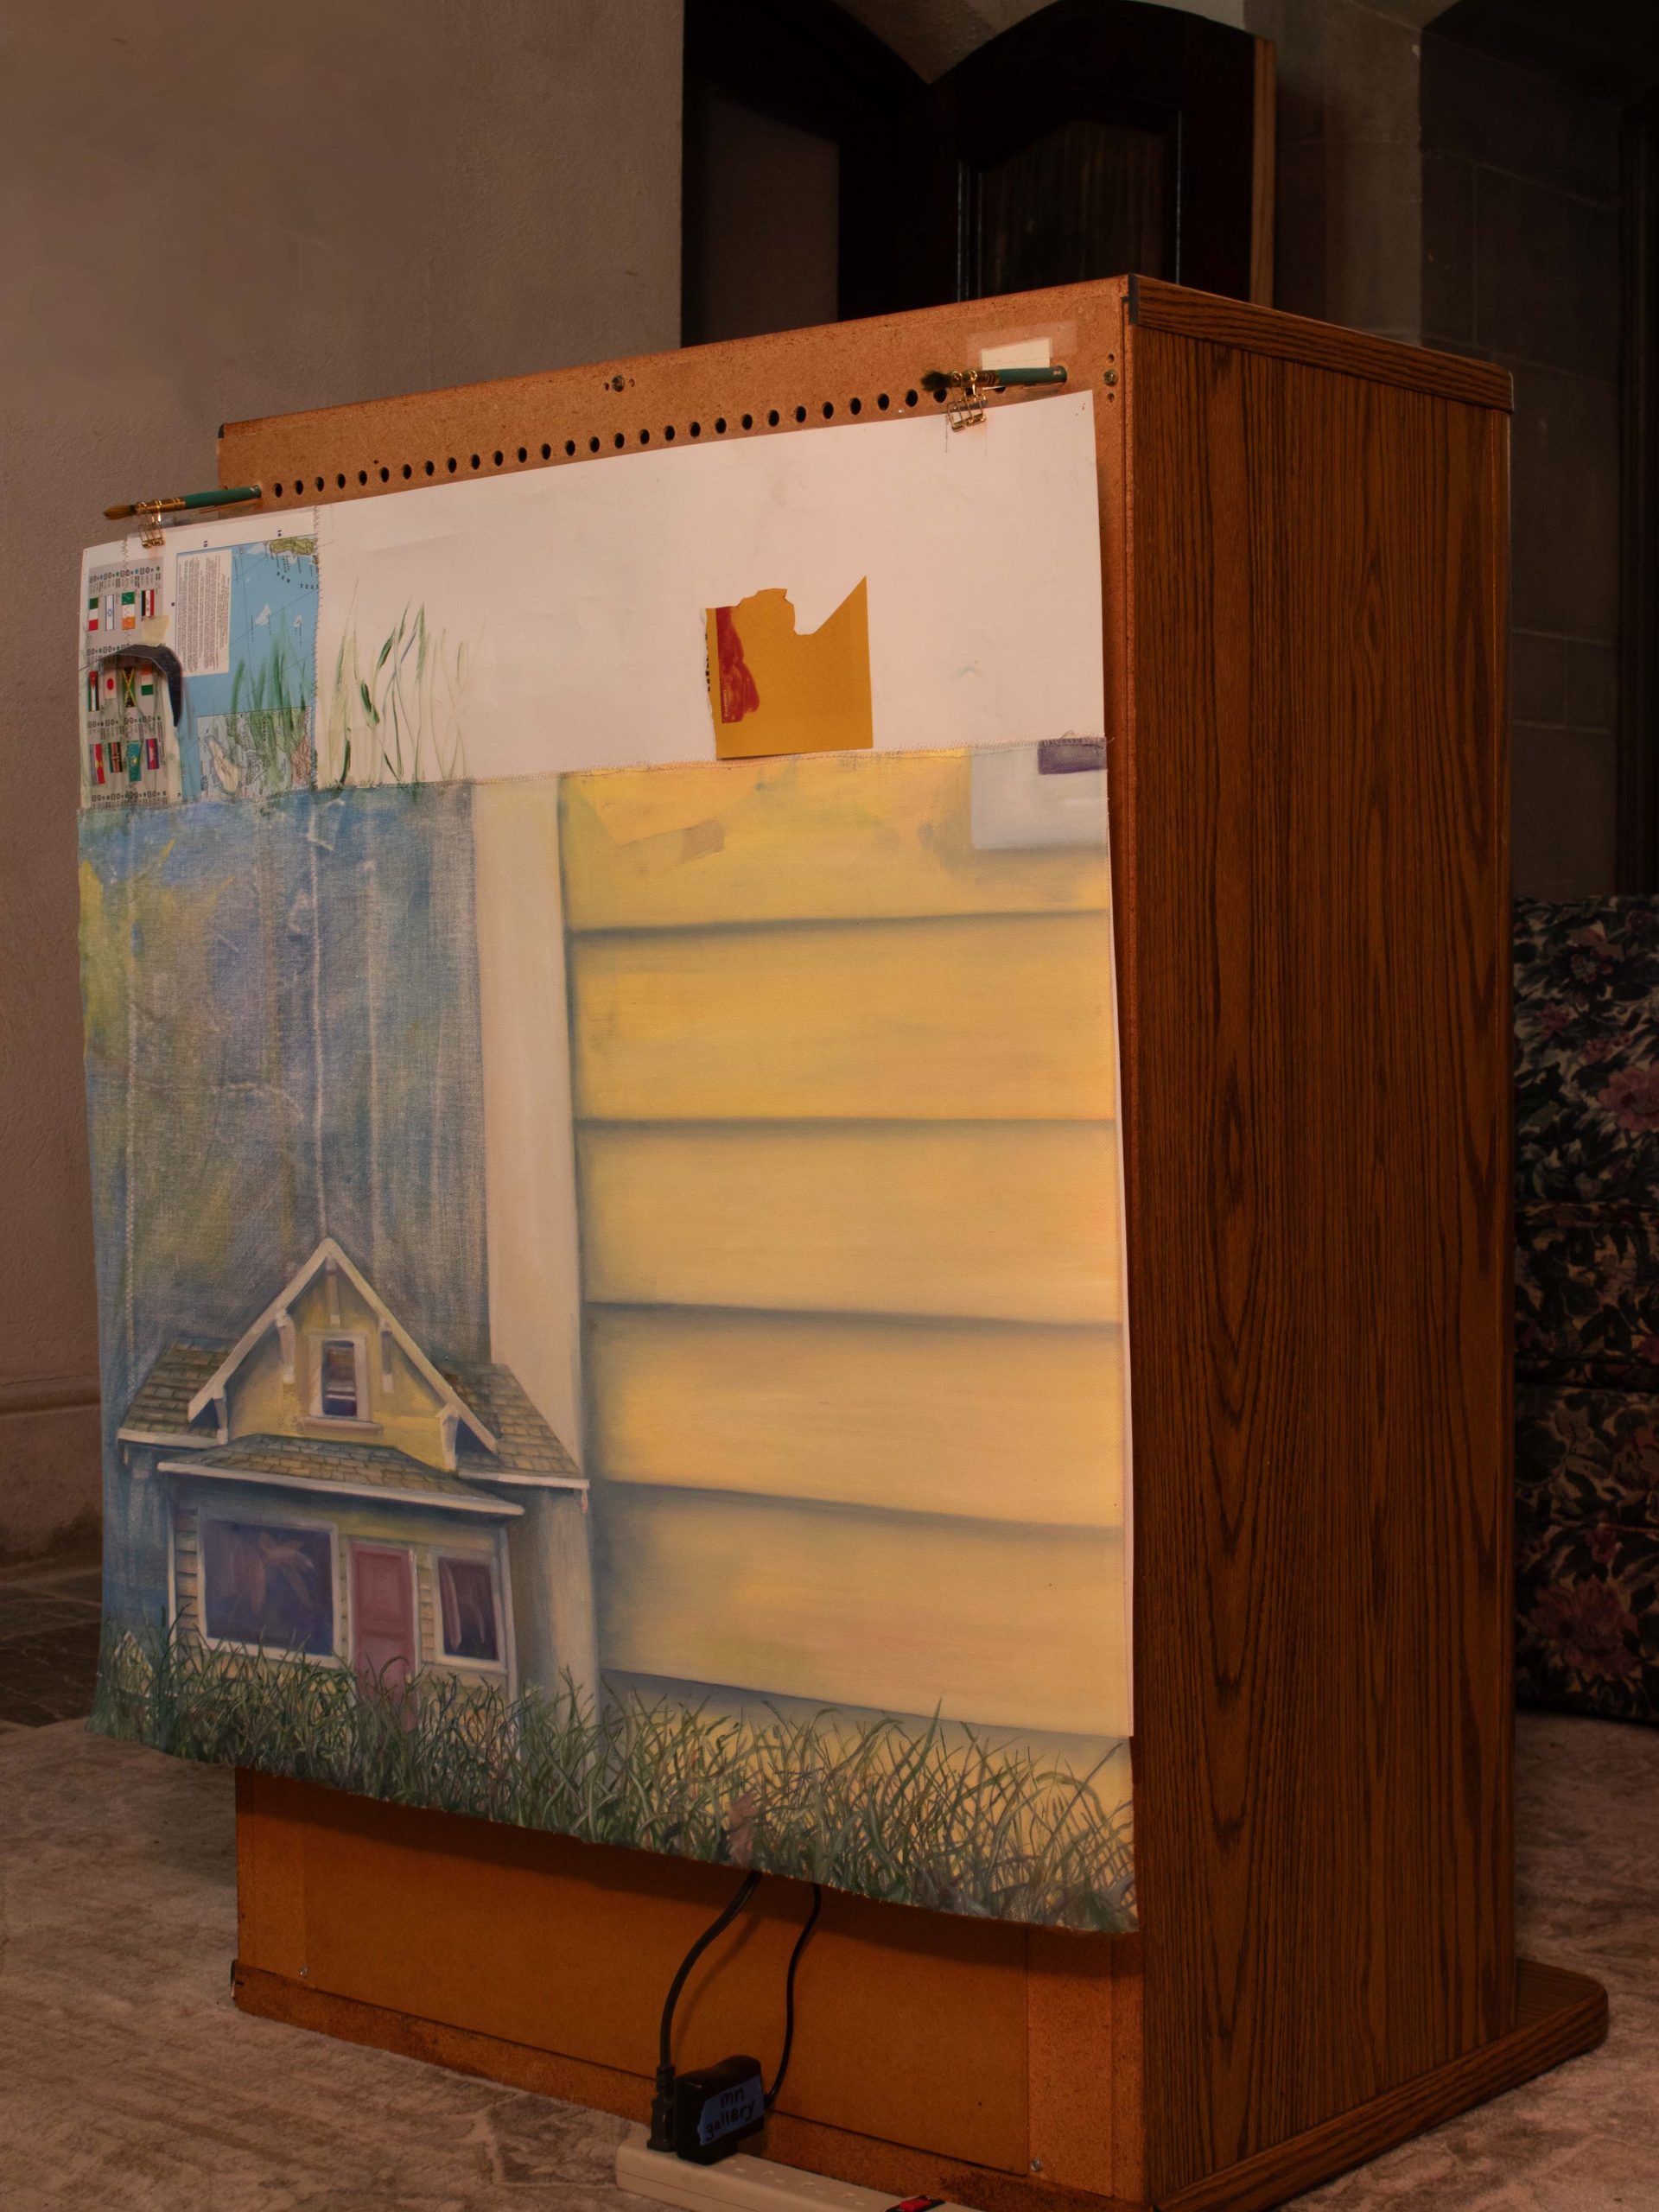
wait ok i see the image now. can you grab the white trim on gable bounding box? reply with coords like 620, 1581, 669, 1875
184, 1236, 499, 1457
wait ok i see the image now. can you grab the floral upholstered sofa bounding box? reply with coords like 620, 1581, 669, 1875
1515, 898, 1659, 1724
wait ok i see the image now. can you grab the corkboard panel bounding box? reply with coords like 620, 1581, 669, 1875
216, 277, 1504, 522
217, 284, 1123, 513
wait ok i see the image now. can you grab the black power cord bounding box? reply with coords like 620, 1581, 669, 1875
650, 1869, 761, 2148
765, 1881, 823, 2108
647, 1870, 824, 2159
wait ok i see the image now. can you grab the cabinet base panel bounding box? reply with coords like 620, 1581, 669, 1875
232, 1955, 1604, 2212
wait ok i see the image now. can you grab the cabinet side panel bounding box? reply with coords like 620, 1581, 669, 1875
1123, 328, 1512, 2191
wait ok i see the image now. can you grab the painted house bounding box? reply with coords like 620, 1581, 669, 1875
116, 1238, 593, 1701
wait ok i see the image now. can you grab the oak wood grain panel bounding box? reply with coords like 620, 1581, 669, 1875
1129, 277, 1513, 411
1154, 1961, 1606, 2212
1122, 329, 1514, 2194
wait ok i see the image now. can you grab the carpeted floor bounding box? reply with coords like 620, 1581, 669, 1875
0, 1713, 1652, 2211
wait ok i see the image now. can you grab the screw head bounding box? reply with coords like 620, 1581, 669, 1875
1029, 2158, 1044, 2175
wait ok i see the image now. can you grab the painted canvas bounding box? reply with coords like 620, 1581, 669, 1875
79, 398, 1134, 1931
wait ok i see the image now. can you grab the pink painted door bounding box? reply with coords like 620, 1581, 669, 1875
351, 1545, 416, 1696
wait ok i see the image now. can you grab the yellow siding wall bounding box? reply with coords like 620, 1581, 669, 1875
559, 751, 1110, 931
598, 1490, 1125, 1739
571, 916, 1115, 1122
587, 1308, 1125, 1526
562, 749, 1129, 1743
578, 1125, 1121, 1324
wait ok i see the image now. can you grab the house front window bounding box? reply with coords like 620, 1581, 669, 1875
201, 1516, 334, 1656
438, 1554, 501, 1665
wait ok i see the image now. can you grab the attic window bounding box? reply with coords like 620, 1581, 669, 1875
319, 1338, 362, 1420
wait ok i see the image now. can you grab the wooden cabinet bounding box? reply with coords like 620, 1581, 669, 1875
223, 278, 1605, 2212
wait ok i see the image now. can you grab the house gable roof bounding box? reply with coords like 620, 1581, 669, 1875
184, 1236, 498, 1456
448, 1363, 581, 1480
117, 1342, 224, 1446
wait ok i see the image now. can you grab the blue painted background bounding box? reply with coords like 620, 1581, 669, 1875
79, 785, 487, 1626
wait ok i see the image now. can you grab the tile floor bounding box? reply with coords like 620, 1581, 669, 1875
0, 1558, 103, 1730
0, 1562, 1654, 2209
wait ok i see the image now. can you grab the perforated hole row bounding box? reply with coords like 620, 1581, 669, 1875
266, 388, 938, 499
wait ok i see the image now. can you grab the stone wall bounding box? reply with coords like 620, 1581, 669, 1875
0, 0, 683, 1560
1421, 29, 1624, 896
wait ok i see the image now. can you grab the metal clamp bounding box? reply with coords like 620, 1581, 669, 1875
921, 363, 1068, 431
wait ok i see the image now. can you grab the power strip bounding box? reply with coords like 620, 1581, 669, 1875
615, 2126, 974, 2212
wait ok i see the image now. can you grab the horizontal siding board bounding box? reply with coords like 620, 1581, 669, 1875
588, 1308, 1124, 1526
561, 752, 1109, 931
595, 1485, 1128, 1739
578, 1123, 1122, 1324
570, 914, 1116, 1122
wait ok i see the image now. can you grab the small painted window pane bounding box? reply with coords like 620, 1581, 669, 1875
438, 1557, 499, 1663
320, 1338, 359, 1418
201, 1518, 334, 1656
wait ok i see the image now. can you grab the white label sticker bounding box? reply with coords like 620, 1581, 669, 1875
979, 337, 1052, 372
175, 550, 233, 677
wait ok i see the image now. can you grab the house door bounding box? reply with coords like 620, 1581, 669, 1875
351, 1545, 416, 1696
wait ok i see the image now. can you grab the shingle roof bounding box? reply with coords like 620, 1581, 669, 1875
161, 1433, 523, 1515
447, 1363, 580, 1478
118, 1344, 223, 1440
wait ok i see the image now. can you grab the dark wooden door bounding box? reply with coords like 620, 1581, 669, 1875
930, 0, 1266, 305
683, 0, 1271, 341
1622, 84, 1659, 890
682, 0, 925, 342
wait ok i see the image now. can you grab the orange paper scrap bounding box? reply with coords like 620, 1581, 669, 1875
706, 582, 874, 760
